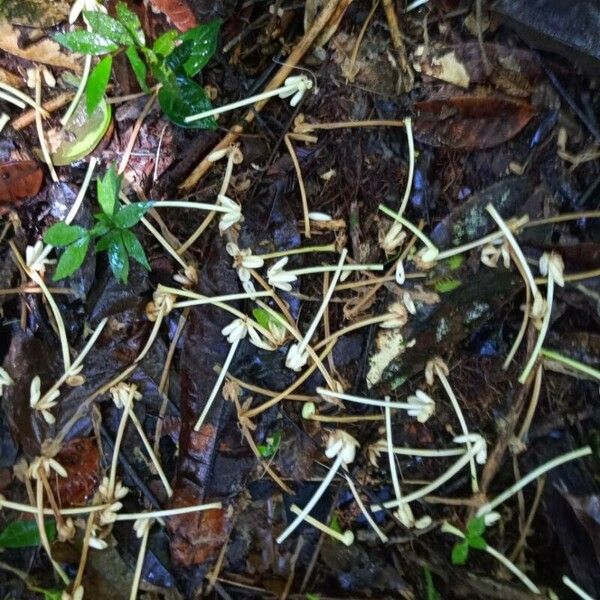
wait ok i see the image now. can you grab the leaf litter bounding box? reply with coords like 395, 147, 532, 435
0, 0, 598, 599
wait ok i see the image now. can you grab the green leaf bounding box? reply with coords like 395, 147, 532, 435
0, 519, 56, 548
153, 30, 179, 57
125, 46, 149, 92
329, 515, 342, 534
115, 1, 144, 46
167, 20, 221, 77
54, 30, 119, 55
121, 229, 150, 270
86, 55, 113, 113
257, 431, 281, 458
158, 74, 216, 129
451, 540, 469, 565
89, 222, 111, 238
106, 233, 129, 283
306, 595, 320, 600
44, 222, 88, 247
113, 201, 153, 228
434, 277, 461, 293
42, 591, 63, 600
97, 165, 122, 216
252, 307, 285, 331
466, 516, 486, 538
83, 10, 133, 45
423, 566, 440, 600
468, 535, 487, 550
53, 236, 90, 280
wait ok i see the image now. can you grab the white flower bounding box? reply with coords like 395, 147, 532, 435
69, 0, 106, 23
308, 211, 332, 221
285, 342, 308, 371
395, 258, 405, 285
26, 240, 53, 273
483, 511, 501, 526
99, 501, 123, 525
0, 367, 14, 397
267, 257, 297, 292
29, 376, 59, 424
98, 477, 129, 502
418, 246, 439, 263
242, 280, 258, 297
453, 434, 487, 464
173, 265, 198, 288
380, 302, 408, 329
226, 243, 264, 282
218, 194, 243, 232
247, 322, 275, 351
380, 222, 406, 255
407, 389, 435, 423
279, 75, 313, 107
110, 383, 142, 409
88, 535, 108, 550
221, 318, 248, 343
481, 241, 510, 269
539, 252, 565, 287
325, 430, 360, 466
133, 517, 153, 538
28, 456, 67, 480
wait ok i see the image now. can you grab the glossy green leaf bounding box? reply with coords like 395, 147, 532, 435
50, 96, 111, 166
153, 30, 179, 57
466, 516, 486, 538
86, 55, 113, 113
54, 30, 119, 55
252, 307, 285, 331
53, 236, 90, 280
468, 535, 487, 550
0, 519, 56, 548
451, 540, 469, 565
97, 165, 122, 216
125, 46, 149, 92
121, 229, 150, 270
158, 75, 216, 129
329, 515, 342, 534
107, 233, 129, 283
44, 223, 88, 247
115, 1, 144, 46
89, 222, 111, 238
167, 20, 221, 77
95, 229, 119, 252
113, 201, 153, 228
83, 10, 133, 45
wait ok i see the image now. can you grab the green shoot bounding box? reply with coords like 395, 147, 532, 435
451, 516, 487, 565
43, 165, 152, 283
54, 2, 221, 127
257, 431, 281, 459
423, 566, 440, 600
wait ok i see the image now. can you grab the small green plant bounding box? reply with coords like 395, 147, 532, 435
43, 165, 152, 283
423, 566, 441, 600
55, 2, 220, 127
0, 519, 56, 549
451, 516, 487, 565
257, 431, 281, 459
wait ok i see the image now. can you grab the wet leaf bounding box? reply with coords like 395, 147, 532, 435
0, 519, 56, 548
153, 30, 179, 57
468, 535, 487, 550
451, 540, 469, 565
0, 0, 69, 27
466, 516, 486, 537
54, 30, 119, 55
125, 46, 148, 92
50, 96, 111, 166
83, 10, 133, 45
43, 222, 88, 247
115, 1, 144, 46
53, 438, 101, 506
121, 229, 150, 270
87, 55, 113, 113
97, 165, 121, 216
158, 75, 216, 129
430, 177, 534, 249
112, 201, 153, 228
0, 160, 43, 210
148, 0, 198, 32
53, 235, 90, 281
414, 96, 535, 150
167, 20, 221, 77
103, 232, 129, 283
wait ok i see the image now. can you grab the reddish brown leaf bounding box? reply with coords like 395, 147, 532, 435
413, 95, 535, 150
0, 160, 43, 212
52, 438, 101, 507
148, 0, 197, 31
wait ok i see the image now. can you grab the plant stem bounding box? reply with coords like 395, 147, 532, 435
541, 348, 600, 381
379, 204, 438, 255
477, 446, 592, 517
34, 69, 58, 183
344, 475, 388, 542
316, 387, 427, 411
129, 521, 151, 600
61, 54, 92, 125
108, 389, 134, 498
562, 575, 595, 600
285, 263, 384, 277
151, 200, 230, 212
398, 117, 414, 216
374, 444, 465, 457
114, 502, 222, 521
258, 244, 336, 260
290, 504, 353, 545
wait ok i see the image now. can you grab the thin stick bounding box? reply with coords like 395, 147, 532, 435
34, 69, 58, 182
13, 92, 75, 130
129, 522, 151, 600
284, 134, 310, 238
61, 54, 91, 126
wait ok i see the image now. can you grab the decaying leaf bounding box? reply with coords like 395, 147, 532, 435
0, 19, 81, 71
0, 0, 69, 28
414, 95, 535, 150
148, 0, 198, 32
0, 160, 44, 213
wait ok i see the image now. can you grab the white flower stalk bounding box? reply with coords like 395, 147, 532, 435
371, 435, 487, 512
403, 291, 416, 315
426, 357, 480, 493
368, 440, 465, 466
185, 75, 313, 123
343, 474, 389, 543
130, 518, 153, 600
0, 367, 14, 397
26, 240, 54, 273
477, 446, 591, 518
441, 521, 540, 594
276, 429, 358, 544
285, 249, 349, 371
290, 504, 354, 546
28, 456, 68, 480
302, 402, 383, 423
379, 204, 439, 261
226, 242, 265, 283
267, 256, 298, 292
519, 252, 565, 384
385, 404, 414, 528
316, 387, 435, 423
562, 575, 595, 600
30, 376, 60, 424
218, 194, 243, 232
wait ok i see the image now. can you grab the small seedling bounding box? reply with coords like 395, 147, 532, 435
257, 431, 281, 459
55, 2, 221, 127
43, 165, 152, 283
451, 516, 487, 565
